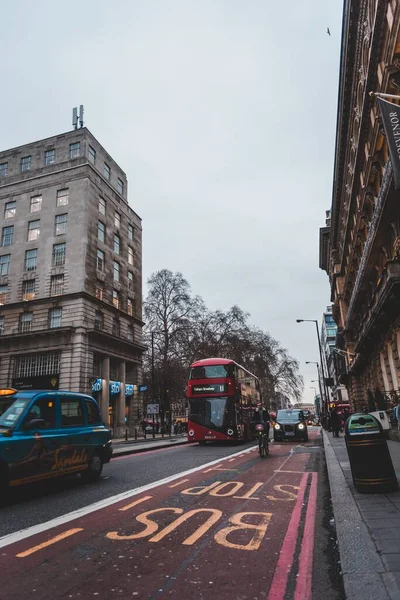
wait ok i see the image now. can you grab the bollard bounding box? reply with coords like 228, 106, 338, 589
134, 428, 138, 440
345, 413, 398, 493
125, 429, 128, 441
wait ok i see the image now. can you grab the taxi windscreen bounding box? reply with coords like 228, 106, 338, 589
0, 398, 29, 427
276, 410, 304, 421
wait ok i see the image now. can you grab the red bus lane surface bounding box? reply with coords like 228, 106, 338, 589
0, 435, 319, 600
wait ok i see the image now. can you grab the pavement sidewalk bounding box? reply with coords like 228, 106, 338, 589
323, 429, 400, 600
111, 433, 188, 456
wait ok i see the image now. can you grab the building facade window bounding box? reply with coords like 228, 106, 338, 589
117, 178, 124, 195
127, 298, 133, 316
98, 221, 105, 243
0, 254, 10, 276
128, 246, 134, 265
25, 249, 38, 271
128, 324, 134, 341
114, 234, 120, 255
57, 189, 69, 206
30, 195, 42, 213
44, 149, 55, 165
94, 310, 104, 330
128, 224, 134, 240
69, 142, 80, 159
112, 290, 120, 309
4, 201, 16, 219
19, 312, 33, 333
52, 242, 66, 266
14, 352, 60, 377
95, 284, 104, 300
114, 212, 121, 229
89, 145, 96, 163
55, 213, 68, 235
21, 156, 31, 172
27, 220, 40, 241
0, 316, 4, 334
49, 307, 62, 329
50, 274, 64, 296
112, 317, 120, 337
128, 271, 134, 290
113, 260, 120, 282
104, 163, 110, 180
1, 226, 13, 247
99, 197, 106, 215
0, 284, 7, 304
22, 279, 35, 301
0, 162, 7, 177
96, 248, 105, 271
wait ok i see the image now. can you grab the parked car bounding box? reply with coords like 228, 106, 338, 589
273, 409, 308, 442
0, 388, 112, 495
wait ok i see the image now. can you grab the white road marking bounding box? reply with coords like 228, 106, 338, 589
0, 444, 257, 550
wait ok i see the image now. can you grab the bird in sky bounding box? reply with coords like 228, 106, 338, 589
327, 27, 331, 35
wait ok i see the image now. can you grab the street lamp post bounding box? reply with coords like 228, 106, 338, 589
310, 386, 319, 416
296, 319, 330, 416
307, 362, 324, 412
150, 329, 168, 438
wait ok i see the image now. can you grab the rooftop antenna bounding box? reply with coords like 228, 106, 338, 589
72, 105, 84, 130
79, 105, 84, 128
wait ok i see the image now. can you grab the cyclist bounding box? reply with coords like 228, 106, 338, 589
252, 402, 271, 447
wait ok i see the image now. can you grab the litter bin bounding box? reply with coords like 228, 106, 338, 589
345, 413, 398, 494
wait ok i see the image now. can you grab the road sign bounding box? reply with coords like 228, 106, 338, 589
147, 403, 159, 415
139, 385, 148, 392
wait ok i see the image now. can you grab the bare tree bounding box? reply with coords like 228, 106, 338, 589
143, 270, 199, 429
143, 269, 304, 425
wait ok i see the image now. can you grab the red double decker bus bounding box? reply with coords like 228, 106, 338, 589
186, 357, 261, 444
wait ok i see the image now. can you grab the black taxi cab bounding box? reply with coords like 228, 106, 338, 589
0, 388, 112, 494
273, 409, 308, 442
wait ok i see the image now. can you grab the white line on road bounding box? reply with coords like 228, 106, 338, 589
0, 444, 257, 550
168, 479, 190, 488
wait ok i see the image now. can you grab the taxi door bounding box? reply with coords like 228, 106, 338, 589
10, 396, 59, 486
56, 396, 89, 475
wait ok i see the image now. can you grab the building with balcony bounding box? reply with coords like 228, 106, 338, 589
0, 127, 144, 436
320, 1, 400, 411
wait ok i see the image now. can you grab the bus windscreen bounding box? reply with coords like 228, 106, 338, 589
190, 364, 232, 379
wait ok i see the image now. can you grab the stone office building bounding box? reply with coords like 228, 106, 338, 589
0, 127, 144, 436
320, 1, 400, 411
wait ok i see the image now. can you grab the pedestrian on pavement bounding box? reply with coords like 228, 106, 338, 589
342, 408, 351, 427
329, 409, 341, 438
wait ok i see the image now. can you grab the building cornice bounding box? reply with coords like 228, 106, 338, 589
0, 290, 145, 326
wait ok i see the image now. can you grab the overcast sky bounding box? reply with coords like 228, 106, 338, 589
1, 0, 343, 404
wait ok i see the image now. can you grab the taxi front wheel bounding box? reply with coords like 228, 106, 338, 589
82, 453, 103, 482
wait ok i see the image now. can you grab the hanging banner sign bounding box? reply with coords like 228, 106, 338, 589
90, 378, 102, 393
125, 384, 134, 397
377, 97, 400, 189
110, 381, 121, 395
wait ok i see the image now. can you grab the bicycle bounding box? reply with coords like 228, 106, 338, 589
255, 423, 269, 458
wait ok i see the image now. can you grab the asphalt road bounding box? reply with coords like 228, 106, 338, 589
0, 427, 345, 600
0, 437, 258, 537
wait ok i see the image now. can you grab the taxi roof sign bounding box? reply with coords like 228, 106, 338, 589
0, 388, 17, 396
